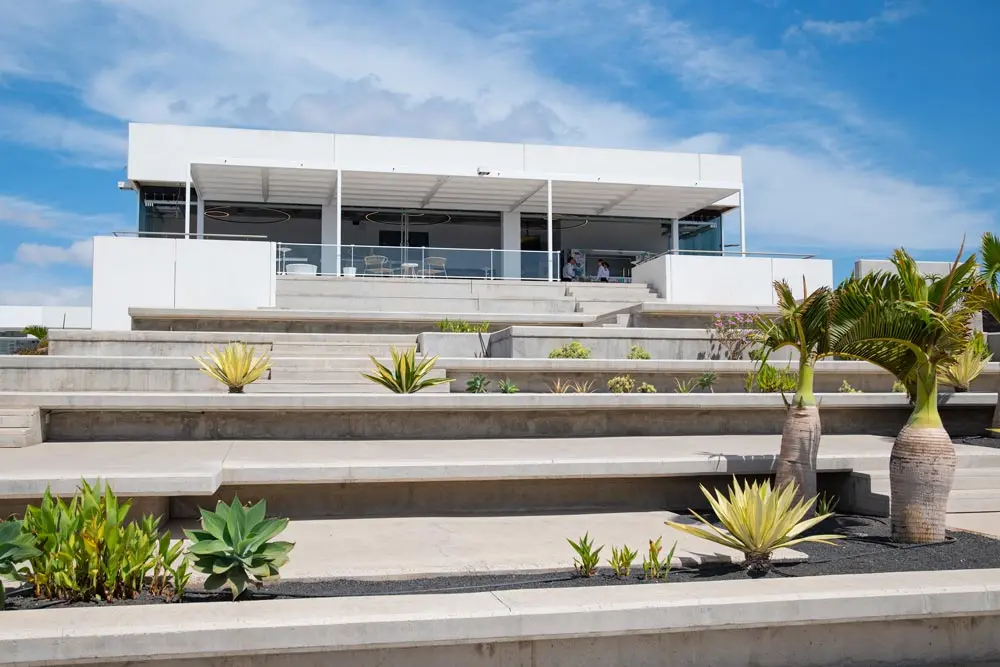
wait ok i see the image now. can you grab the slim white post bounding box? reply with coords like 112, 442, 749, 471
184, 177, 191, 239
196, 197, 205, 239
546, 179, 554, 282
739, 189, 746, 256
671, 218, 680, 255
335, 169, 342, 277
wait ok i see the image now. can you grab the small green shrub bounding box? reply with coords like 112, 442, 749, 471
437, 318, 489, 333
626, 345, 651, 360
817, 491, 838, 515
892, 380, 908, 394
568, 532, 603, 577
747, 363, 798, 393
0, 519, 40, 609
637, 382, 657, 393
498, 378, 519, 394
549, 341, 591, 359
938, 331, 992, 392
194, 342, 271, 393
185, 496, 294, 600
608, 375, 635, 394
362, 347, 453, 394
466, 374, 490, 393
838, 380, 862, 394
21, 480, 187, 603
18, 325, 49, 355
674, 377, 696, 393
607, 544, 638, 577
642, 536, 677, 581
696, 372, 718, 393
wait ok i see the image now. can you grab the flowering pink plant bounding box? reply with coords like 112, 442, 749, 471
707, 312, 759, 359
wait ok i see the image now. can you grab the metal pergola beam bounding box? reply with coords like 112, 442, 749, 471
420, 177, 449, 208
261, 169, 270, 203
509, 181, 547, 213
595, 185, 646, 215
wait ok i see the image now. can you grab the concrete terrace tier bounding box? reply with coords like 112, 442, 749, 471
4, 570, 1000, 667
594, 301, 781, 328
128, 307, 593, 333
3, 391, 994, 441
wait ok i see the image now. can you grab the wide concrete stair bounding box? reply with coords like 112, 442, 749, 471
0, 408, 42, 448
852, 467, 1000, 514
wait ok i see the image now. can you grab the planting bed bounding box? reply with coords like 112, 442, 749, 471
5, 515, 999, 612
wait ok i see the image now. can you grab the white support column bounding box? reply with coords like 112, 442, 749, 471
501, 210, 521, 279
739, 189, 746, 256
335, 169, 342, 277
196, 197, 205, 239
671, 218, 680, 255
320, 170, 343, 276
183, 177, 191, 239
546, 180, 554, 282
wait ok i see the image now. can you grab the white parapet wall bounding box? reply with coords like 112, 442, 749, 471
92, 237, 277, 331
632, 254, 833, 305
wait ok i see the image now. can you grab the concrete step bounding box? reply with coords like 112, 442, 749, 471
248, 381, 451, 393
0, 408, 42, 448
270, 343, 407, 357
276, 295, 578, 314
277, 276, 570, 300
575, 301, 648, 314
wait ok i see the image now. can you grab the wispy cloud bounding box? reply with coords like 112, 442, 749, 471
785, 2, 920, 43
0, 106, 126, 169
0, 194, 124, 238
15, 239, 94, 268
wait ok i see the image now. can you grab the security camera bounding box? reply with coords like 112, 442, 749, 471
117, 180, 135, 191
477, 167, 492, 176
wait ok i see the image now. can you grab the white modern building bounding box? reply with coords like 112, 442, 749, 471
78, 123, 832, 330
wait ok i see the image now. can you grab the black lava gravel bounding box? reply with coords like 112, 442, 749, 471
954, 436, 1000, 450
5, 515, 1000, 611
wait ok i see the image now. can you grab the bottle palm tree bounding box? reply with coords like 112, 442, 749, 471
832, 246, 980, 543
753, 280, 834, 509
972, 232, 1000, 436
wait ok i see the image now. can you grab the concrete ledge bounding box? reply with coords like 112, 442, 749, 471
3, 570, 1000, 666
129, 307, 592, 333
595, 302, 780, 329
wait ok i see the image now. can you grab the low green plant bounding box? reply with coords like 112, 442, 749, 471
816, 491, 838, 516
838, 380, 862, 394
747, 363, 798, 394
548, 378, 572, 393
892, 380, 908, 394
607, 375, 635, 394
608, 544, 638, 577
0, 519, 40, 609
549, 341, 591, 359
194, 341, 271, 393
21, 481, 187, 602
642, 536, 677, 581
437, 318, 489, 333
185, 496, 294, 600
18, 324, 49, 355
498, 378, 519, 394
674, 377, 696, 393
571, 379, 596, 393
938, 331, 993, 392
637, 382, 657, 393
362, 347, 453, 394
567, 532, 603, 577
466, 374, 490, 393
626, 345, 652, 360
665, 478, 843, 577
696, 372, 718, 393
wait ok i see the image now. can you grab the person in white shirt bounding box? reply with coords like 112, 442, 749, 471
562, 257, 577, 282
596, 259, 610, 282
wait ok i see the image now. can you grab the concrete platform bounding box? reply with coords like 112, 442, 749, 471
949, 512, 1000, 536
4, 570, 1000, 667
169, 512, 807, 581
595, 301, 781, 328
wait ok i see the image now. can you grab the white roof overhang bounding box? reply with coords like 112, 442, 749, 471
189, 160, 739, 220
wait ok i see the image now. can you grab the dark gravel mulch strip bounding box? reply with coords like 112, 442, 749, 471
954, 436, 1000, 450
5, 515, 999, 611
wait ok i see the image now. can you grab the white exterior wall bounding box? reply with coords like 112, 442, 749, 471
0, 306, 92, 330
92, 237, 276, 330
630, 255, 833, 306
127, 123, 742, 187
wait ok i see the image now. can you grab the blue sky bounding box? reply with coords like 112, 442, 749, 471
0, 0, 996, 304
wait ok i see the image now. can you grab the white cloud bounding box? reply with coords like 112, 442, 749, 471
0, 107, 126, 169
0, 194, 124, 237
15, 239, 94, 268
786, 3, 920, 43
0, 285, 90, 307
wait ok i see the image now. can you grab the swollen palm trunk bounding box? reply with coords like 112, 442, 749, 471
889, 424, 956, 543
775, 405, 820, 508
991, 381, 1000, 439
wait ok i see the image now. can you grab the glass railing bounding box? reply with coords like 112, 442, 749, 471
276, 243, 560, 281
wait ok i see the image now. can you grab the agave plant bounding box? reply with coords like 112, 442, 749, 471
832, 246, 980, 543
752, 280, 836, 508
665, 478, 841, 577
194, 342, 271, 393
184, 496, 294, 600
0, 519, 40, 609
361, 347, 452, 394
937, 331, 992, 392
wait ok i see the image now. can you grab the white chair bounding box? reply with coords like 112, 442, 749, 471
423, 256, 447, 278
363, 255, 393, 276
286, 263, 318, 276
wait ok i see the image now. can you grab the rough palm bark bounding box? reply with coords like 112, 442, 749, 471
992, 377, 1000, 439
775, 404, 820, 507
889, 370, 955, 543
